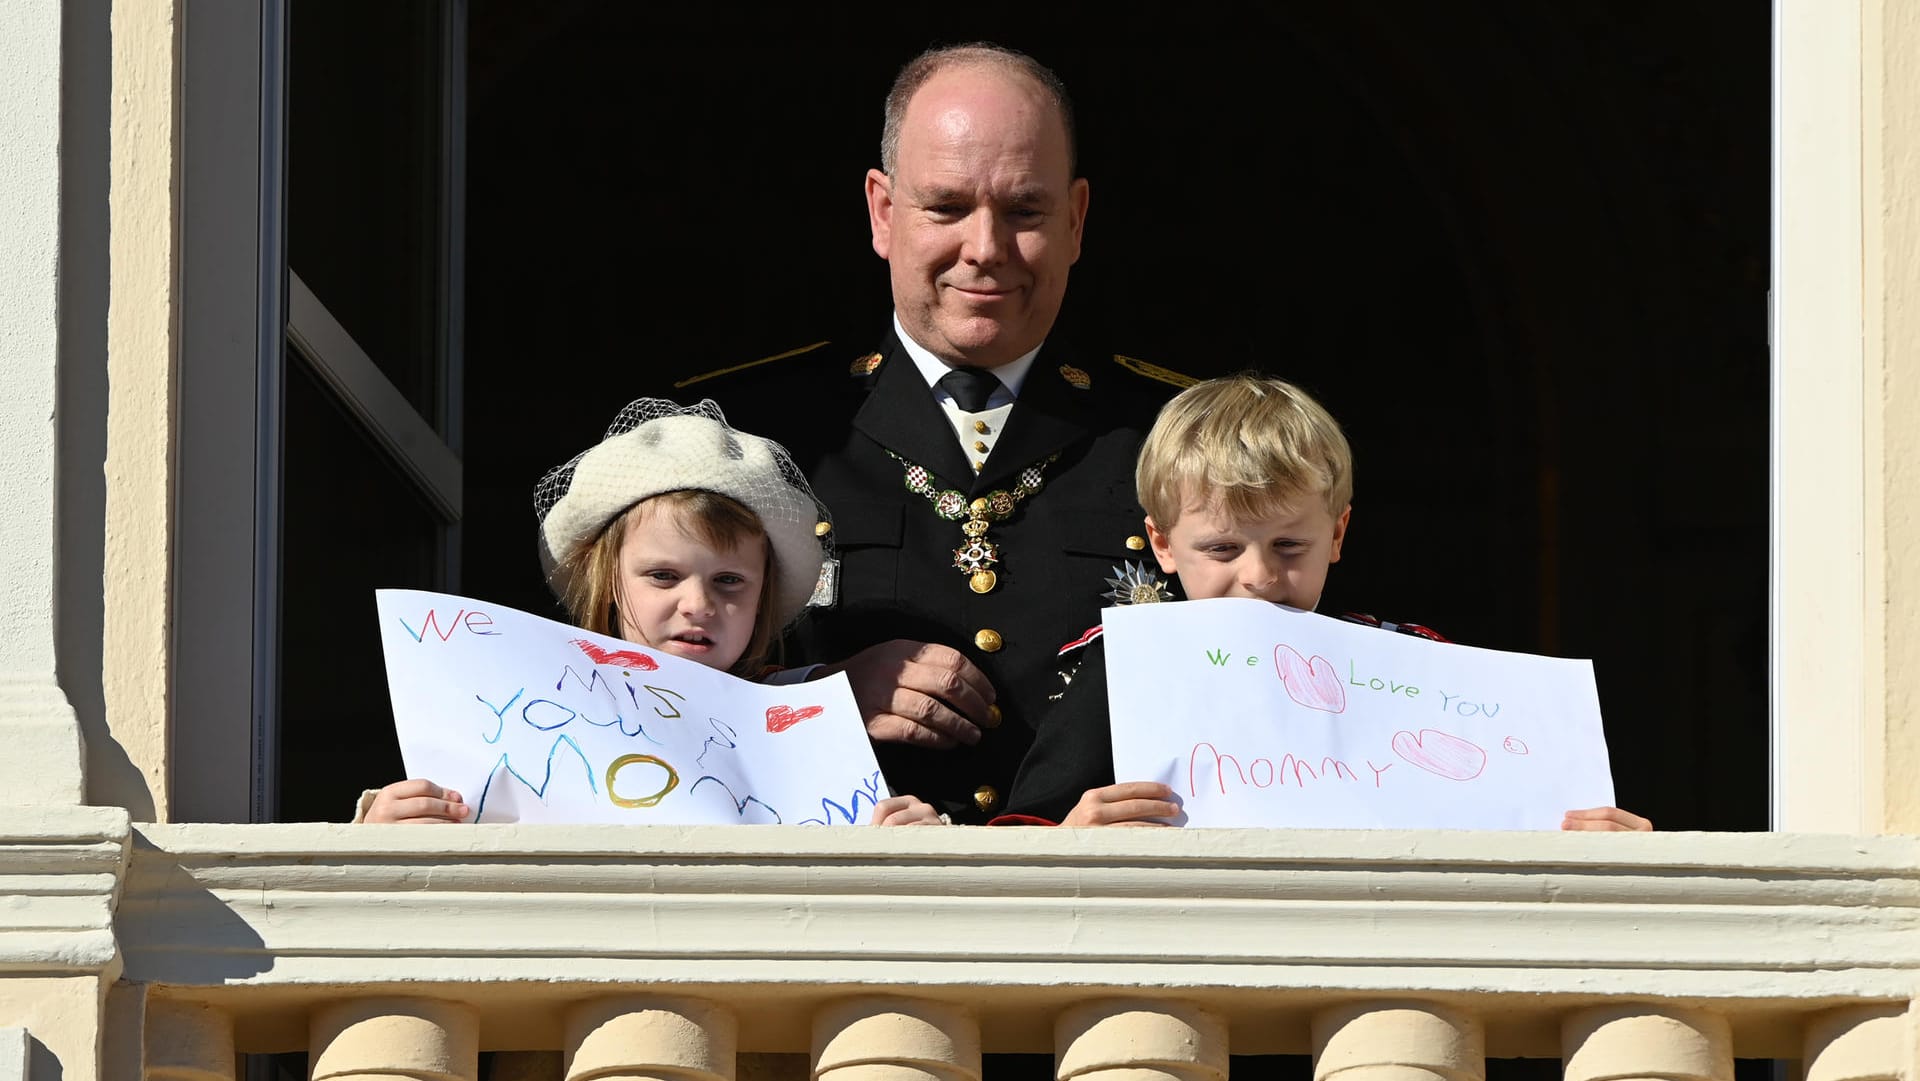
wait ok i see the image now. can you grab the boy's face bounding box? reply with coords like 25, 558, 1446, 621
1147, 494, 1351, 610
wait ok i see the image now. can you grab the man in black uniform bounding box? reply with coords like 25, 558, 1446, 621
681, 44, 1187, 823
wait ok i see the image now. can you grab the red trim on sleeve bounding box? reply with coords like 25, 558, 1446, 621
1339, 612, 1450, 643
1057, 624, 1104, 656
987, 813, 1060, 826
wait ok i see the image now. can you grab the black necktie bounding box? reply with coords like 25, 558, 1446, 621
936, 367, 1004, 412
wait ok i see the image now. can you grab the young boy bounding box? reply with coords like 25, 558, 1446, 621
1000, 374, 1650, 831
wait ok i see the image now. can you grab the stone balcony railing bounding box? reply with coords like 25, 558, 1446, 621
13, 807, 1920, 1080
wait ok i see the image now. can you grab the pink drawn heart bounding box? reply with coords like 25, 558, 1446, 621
765, 704, 824, 733
1391, 729, 1487, 780
1272, 644, 1347, 713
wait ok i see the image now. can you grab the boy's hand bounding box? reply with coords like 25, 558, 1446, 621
364, 779, 471, 824
1561, 806, 1652, 832
818, 639, 995, 749
869, 794, 947, 826
1061, 782, 1180, 827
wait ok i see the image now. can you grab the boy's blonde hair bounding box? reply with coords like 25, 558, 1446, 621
1136, 374, 1353, 529
557, 490, 780, 678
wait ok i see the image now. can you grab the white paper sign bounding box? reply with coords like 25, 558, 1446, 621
375, 589, 888, 825
1104, 599, 1614, 829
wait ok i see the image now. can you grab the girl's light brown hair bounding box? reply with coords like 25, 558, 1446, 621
557, 490, 780, 677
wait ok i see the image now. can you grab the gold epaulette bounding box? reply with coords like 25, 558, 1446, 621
673, 340, 833, 389
1111, 353, 1199, 389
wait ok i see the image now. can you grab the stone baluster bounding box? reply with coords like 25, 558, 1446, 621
1563, 1006, 1732, 1081
565, 996, 735, 1081
1804, 1004, 1911, 1081
1055, 1000, 1226, 1081
813, 998, 980, 1081
1315, 1002, 1485, 1081
144, 999, 235, 1081
310, 998, 478, 1081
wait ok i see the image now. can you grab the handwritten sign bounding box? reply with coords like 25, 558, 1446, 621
375, 589, 888, 825
1103, 599, 1615, 829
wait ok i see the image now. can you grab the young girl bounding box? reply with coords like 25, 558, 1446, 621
362, 399, 942, 826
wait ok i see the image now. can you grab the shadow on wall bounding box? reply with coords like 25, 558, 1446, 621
56, 0, 155, 821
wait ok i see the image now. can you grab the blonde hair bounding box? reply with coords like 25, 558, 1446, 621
1136, 374, 1353, 529
556, 490, 780, 678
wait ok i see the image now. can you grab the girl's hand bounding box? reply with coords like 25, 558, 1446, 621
364, 779, 471, 824
869, 794, 946, 826
1061, 781, 1180, 827
1561, 806, 1652, 831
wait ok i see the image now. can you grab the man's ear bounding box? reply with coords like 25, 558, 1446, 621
1065, 177, 1090, 264
1329, 504, 1353, 563
865, 169, 894, 260
1146, 515, 1178, 575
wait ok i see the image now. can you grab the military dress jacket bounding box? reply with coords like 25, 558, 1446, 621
1000, 628, 1114, 824
679, 325, 1183, 822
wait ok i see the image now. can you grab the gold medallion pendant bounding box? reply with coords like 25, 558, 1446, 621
890, 452, 1057, 596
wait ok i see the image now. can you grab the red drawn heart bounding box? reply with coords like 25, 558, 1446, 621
1391, 729, 1487, 781
765, 704, 824, 733
571, 639, 659, 671
1271, 645, 1347, 713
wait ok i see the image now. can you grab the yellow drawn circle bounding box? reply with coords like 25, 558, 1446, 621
606, 754, 679, 808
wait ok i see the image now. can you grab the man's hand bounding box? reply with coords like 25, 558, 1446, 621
363, 779, 471, 824
1561, 805, 1653, 831
1060, 781, 1180, 827
869, 794, 947, 826
817, 640, 994, 748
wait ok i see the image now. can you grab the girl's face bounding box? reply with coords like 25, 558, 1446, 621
613, 501, 767, 672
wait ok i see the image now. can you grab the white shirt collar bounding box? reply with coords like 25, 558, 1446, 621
893, 313, 1041, 405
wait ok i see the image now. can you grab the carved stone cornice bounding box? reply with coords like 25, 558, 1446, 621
116, 823, 1920, 1055
0, 807, 128, 978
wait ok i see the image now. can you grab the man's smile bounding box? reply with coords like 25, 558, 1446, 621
946, 282, 1017, 300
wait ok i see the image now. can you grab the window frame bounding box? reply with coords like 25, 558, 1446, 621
171, 2, 1868, 829
1769, 0, 1873, 832
172, 0, 467, 823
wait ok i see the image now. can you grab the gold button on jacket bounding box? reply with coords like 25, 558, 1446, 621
973, 785, 1001, 813
974, 628, 1004, 652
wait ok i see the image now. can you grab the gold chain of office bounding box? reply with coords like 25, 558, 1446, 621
887, 451, 1058, 595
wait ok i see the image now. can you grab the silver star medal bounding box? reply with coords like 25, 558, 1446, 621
1103, 561, 1173, 605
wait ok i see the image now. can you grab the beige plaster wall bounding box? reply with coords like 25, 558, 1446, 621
1866, 0, 1920, 833
100, 0, 178, 820
0, 978, 107, 1081
0, 0, 89, 810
